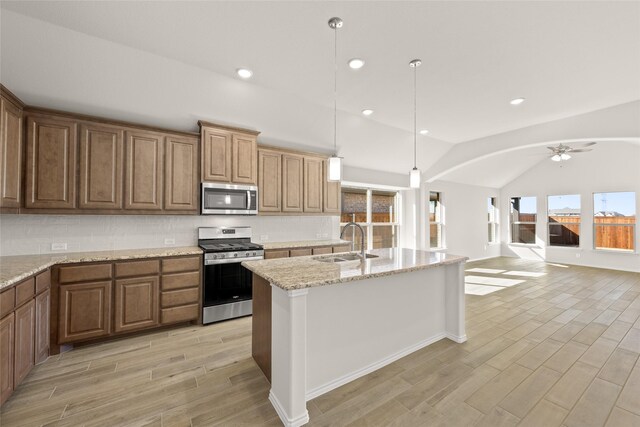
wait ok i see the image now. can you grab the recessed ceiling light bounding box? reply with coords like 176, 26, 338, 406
348, 58, 365, 69
419, 129, 429, 135
361, 109, 374, 116
510, 97, 525, 105
236, 68, 253, 79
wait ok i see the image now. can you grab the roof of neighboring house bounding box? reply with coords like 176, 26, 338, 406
594, 211, 625, 217
549, 208, 581, 216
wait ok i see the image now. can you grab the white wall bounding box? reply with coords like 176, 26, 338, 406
500, 142, 640, 272
423, 180, 501, 261
0, 214, 339, 256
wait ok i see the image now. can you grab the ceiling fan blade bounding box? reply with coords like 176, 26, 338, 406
546, 147, 558, 151
577, 142, 597, 147
569, 148, 593, 153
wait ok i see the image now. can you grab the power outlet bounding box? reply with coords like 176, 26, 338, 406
164, 238, 176, 245
51, 242, 67, 251
576, 252, 581, 258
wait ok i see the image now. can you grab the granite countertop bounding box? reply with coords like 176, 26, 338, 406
0, 246, 203, 291
260, 240, 351, 250
243, 247, 468, 291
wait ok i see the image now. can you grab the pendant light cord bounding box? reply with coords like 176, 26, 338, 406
413, 64, 417, 169
333, 25, 338, 154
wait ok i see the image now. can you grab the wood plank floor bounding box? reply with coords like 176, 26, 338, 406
1, 257, 639, 426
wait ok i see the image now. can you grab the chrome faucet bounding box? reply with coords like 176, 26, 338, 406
340, 221, 366, 259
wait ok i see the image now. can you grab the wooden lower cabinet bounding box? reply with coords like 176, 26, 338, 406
0, 313, 14, 405
161, 304, 199, 325
290, 248, 312, 257
264, 250, 289, 260
114, 276, 160, 333
14, 300, 35, 387
35, 289, 50, 364
58, 281, 112, 344
312, 247, 332, 255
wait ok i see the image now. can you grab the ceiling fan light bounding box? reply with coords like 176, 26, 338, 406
551, 154, 562, 162
560, 153, 571, 161
409, 167, 421, 188
327, 155, 343, 182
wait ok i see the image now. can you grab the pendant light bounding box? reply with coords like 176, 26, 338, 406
327, 17, 343, 182
409, 59, 422, 188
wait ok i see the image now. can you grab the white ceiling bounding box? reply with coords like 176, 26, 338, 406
3, 0, 639, 145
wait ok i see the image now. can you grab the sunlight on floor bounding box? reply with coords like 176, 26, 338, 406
465, 275, 525, 287
466, 268, 507, 274
502, 270, 546, 277
464, 283, 505, 295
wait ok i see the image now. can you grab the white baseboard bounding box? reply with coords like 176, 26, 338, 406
446, 333, 468, 343
305, 332, 448, 401
269, 391, 309, 427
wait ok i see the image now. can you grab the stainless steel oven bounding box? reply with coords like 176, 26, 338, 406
201, 183, 258, 215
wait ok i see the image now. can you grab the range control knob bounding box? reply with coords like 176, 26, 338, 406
233, 253, 238, 257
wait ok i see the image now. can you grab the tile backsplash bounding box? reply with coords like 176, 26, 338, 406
0, 215, 340, 256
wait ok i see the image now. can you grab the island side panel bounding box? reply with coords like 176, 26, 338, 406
444, 261, 467, 342
252, 273, 272, 382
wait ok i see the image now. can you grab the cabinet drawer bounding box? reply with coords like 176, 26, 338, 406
161, 304, 198, 324
161, 288, 199, 308
290, 248, 312, 257
58, 264, 112, 284
35, 269, 51, 294
0, 287, 15, 319
162, 271, 200, 291
333, 245, 351, 253
115, 260, 160, 278
312, 247, 332, 255
15, 278, 35, 308
162, 257, 200, 274
264, 250, 289, 260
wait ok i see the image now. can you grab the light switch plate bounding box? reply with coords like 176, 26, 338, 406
164, 238, 176, 245
51, 242, 67, 251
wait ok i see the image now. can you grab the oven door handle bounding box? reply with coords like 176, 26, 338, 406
205, 256, 264, 266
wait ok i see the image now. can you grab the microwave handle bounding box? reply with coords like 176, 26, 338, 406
247, 190, 251, 209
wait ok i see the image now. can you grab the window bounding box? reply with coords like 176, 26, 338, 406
510, 196, 536, 244
488, 197, 498, 244
340, 187, 400, 250
429, 192, 444, 249
548, 195, 581, 247
593, 192, 636, 251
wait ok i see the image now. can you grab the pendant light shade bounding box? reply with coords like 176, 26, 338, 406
327, 17, 343, 182
410, 167, 421, 189
408, 59, 422, 189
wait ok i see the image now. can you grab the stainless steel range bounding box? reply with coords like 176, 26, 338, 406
198, 227, 264, 324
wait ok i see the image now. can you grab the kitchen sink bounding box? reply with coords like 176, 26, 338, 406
315, 253, 379, 263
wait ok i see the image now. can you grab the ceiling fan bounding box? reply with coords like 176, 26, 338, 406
547, 142, 596, 162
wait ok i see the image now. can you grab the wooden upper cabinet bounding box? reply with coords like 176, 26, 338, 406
25, 115, 78, 209
0, 94, 23, 209
79, 123, 124, 209
232, 133, 257, 185
258, 149, 281, 212
58, 281, 112, 344
201, 127, 232, 182
14, 300, 35, 387
303, 156, 323, 213
114, 276, 160, 333
0, 312, 14, 405
323, 160, 341, 214
282, 153, 304, 212
165, 135, 198, 211
124, 130, 163, 210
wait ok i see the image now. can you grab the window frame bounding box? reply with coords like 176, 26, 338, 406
429, 191, 445, 250
488, 197, 499, 244
592, 191, 637, 253
340, 185, 402, 250
547, 194, 581, 248
510, 196, 537, 245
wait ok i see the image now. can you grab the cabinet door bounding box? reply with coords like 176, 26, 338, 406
114, 276, 159, 333
35, 289, 50, 364
14, 300, 35, 387
0, 313, 14, 405
165, 135, 198, 211
0, 97, 22, 209
201, 127, 231, 182
124, 131, 163, 210
258, 149, 281, 212
282, 154, 303, 212
232, 133, 257, 184
58, 281, 111, 344
25, 115, 78, 209
303, 157, 323, 213
79, 123, 124, 209
323, 161, 341, 214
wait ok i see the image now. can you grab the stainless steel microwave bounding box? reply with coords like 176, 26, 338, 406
201, 183, 258, 215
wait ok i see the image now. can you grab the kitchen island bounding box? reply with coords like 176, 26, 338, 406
243, 248, 467, 427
